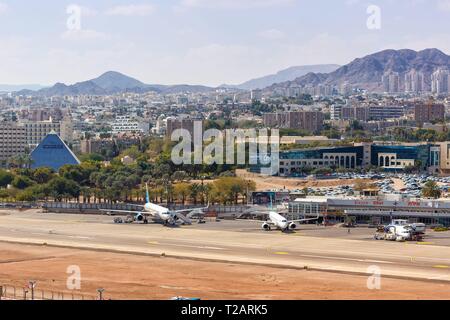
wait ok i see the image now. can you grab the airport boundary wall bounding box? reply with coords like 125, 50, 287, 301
0, 284, 96, 300
1, 201, 253, 218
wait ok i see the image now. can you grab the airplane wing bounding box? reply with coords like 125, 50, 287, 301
99, 209, 154, 217
236, 218, 273, 224
289, 216, 320, 223
173, 206, 209, 214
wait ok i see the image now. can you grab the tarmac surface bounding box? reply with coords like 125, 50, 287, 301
1, 210, 450, 283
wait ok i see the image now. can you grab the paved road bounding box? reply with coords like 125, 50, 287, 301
0, 211, 450, 282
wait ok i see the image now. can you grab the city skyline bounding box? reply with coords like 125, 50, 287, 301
1, 0, 450, 86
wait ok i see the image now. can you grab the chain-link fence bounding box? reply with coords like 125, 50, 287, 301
0, 285, 97, 300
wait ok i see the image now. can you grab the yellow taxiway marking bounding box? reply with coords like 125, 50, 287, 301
433, 265, 449, 269
417, 242, 435, 245
274, 252, 290, 255
148, 241, 160, 245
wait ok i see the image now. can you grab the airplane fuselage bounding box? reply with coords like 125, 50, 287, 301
144, 202, 178, 225
262, 211, 297, 231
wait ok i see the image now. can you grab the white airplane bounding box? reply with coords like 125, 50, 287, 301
102, 184, 209, 227
260, 210, 320, 232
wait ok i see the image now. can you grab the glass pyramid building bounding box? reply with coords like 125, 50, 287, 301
30, 131, 80, 171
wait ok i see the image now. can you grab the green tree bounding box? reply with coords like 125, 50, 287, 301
12, 176, 34, 190
46, 177, 81, 202
0, 170, 14, 188
422, 181, 442, 199
32, 167, 55, 184
174, 183, 191, 205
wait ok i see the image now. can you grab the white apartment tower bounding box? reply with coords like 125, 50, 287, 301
382, 72, 400, 94
405, 70, 425, 93
431, 68, 450, 95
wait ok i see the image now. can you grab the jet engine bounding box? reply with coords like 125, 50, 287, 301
135, 214, 144, 222
262, 223, 271, 231
289, 223, 297, 230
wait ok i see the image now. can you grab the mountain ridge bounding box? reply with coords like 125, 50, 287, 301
222, 64, 340, 90
16, 72, 215, 96
267, 48, 450, 92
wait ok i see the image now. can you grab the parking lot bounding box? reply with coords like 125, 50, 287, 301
281, 172, 450, 198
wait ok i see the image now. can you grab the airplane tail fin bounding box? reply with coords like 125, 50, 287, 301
145, 183, 150, 203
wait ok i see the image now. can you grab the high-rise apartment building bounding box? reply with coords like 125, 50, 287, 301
263, 111, 324, 133
431, 68, 450, 95
382, 72, 401, 94
0, 123, 27, 167
166, 117, 203, 138
414, 103, 445, 125
405, 70, 425, 93
20, 119, 61, 147
250, 89, 263, 101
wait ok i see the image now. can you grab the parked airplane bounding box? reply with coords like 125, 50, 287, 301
260, 210, 320, 232
102, 184, 209, 227
243, 200, 320, 232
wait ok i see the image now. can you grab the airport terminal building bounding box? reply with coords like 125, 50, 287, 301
278, 142, 446, 176
288, 196, 450, 226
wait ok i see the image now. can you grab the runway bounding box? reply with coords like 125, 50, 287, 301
0, 210, 450, 283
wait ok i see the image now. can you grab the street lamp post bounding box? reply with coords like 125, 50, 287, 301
97, 288, 105, 301
29, 281, 37, 300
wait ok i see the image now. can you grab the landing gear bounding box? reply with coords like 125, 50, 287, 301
144, 219, 149, 225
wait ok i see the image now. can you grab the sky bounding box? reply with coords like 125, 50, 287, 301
0, 0, 450, 86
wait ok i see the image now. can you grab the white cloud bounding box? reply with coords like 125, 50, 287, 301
80, 6, 98, 17
0, 2, 8, 14
61, 29, 110, 41
179, 0, 295, 9
437, 0, 450, 11
105, 4, 155, 16
259, 29, 286, 40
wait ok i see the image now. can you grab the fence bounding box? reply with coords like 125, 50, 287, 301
1, 201, 254, 218
0, 284, 97, 301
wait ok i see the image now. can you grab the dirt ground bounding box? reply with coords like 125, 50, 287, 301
1, 242, 450, 300
235, 169, 372, 191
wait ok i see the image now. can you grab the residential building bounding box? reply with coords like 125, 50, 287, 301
166, 117, 203, 138
414, 103, 445, 125
431, 68, 450, 95
262, 111, 324, 133
0, 123, 27, 167
250, 89, 263, 101
405, 70, 425, 93
368, 105, 406, 120
80, 138, 115, 155
382, 72, 401, 94
21, 119, 61, 148
112, 116, 149, 135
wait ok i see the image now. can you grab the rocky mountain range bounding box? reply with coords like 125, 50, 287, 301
267, 48, 450, 92
221, 64, 340, 90
15, 71, 214, 96
8, 49, 450, 96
